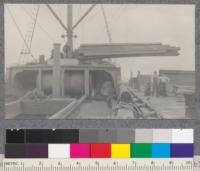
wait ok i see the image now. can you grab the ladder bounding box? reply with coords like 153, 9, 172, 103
20, 5, 40, 64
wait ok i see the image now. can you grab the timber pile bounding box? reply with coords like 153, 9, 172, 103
75, 43, 180, 60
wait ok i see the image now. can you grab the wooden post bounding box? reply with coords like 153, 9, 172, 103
53, 43, 61, 97
84, 70, 90, 96
61, 69, 65, 97
37, 69, 42, 91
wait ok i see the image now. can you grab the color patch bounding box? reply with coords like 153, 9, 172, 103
5, 144, 26, 158
131, 144, 152, 158
70, 144, 90, 158
98, 129, 118, 143
26, 129, 79, 143
111, 144, 130, 158
116, 129, 135, 143
152, 144, 170, 158
26, 144, 48, 158
172, 129, 193, 143
171, 144, 194, 158
79, 129, 99, 143
91, 144, 111, 158
153, 129, 172, 143
135, 129, 153, 143
6, 130, 25, 143
48, 144, 70, 158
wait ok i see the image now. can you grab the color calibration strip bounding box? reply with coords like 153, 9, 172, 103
5, 129, 194, 158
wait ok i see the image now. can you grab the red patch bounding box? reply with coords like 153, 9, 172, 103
91, 144, 111, 158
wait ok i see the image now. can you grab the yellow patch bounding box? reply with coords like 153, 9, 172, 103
111, 144, 130, 158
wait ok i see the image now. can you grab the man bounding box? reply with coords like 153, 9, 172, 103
136, 71, 141, 92
159, 74, 170, 96
144, 82, 151, 96
151, 71, 159, 97
63, 42, 70, 58
129, 72, 134, 89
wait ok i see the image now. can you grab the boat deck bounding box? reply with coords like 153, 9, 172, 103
6, 91, 188, 119
133, 91, 187, 119
67, 92, 187, 119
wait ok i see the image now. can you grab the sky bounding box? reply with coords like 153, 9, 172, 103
4, 4, 195, 81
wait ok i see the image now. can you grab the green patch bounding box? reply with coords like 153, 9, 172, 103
131, 144, 152, 158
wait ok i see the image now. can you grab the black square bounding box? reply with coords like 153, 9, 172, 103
26, 129, 79, 143
6, 130, 25, 143
60, 129, 79, 143
5, 144, 26, 158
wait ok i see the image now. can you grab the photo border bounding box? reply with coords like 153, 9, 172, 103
0, 0, 199, 155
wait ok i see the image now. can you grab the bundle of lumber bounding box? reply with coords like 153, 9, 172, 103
75, 43, 180, 60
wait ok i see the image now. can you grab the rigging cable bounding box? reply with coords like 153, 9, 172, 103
20, 5, 40, 64
100, 4, 112, 43
29, 5, 40, 53
20, 5, 55, 43
6, 6, 37, 62
79, 5, 85, 44
58, 5, 65, 40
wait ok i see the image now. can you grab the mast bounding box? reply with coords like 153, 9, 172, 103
67, 4, 73, 58
46, 4, 96, 58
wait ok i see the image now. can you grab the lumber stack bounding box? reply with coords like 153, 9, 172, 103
75, 43, 180, 60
